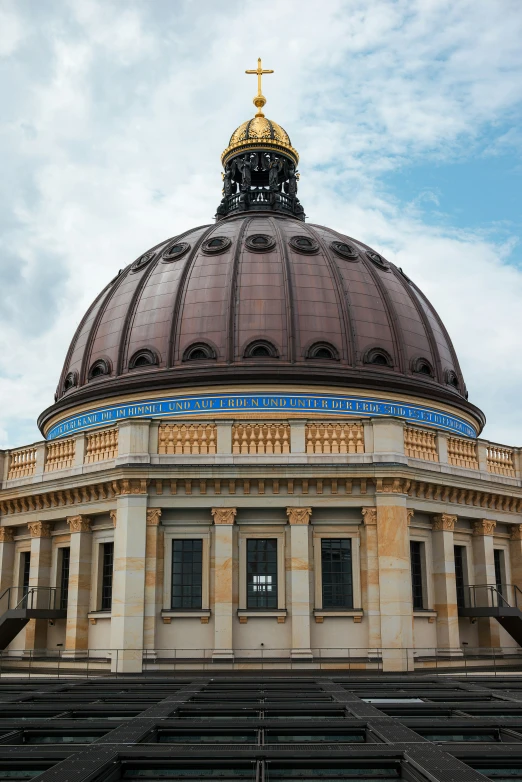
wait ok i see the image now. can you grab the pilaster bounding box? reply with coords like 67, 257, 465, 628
432, 514, 460, 655
289, 420, 306, 454
110, 489, 148, 672
472, 519, 500, 649
509, 524, 522, 597
0, 527, 15, 596
65, 515, 92, 655
360, 508, 381, 649
25, 522, 52, 651
287, 507, 312, 659
216, 420, 233, 454
211, 507, 236, 660
116, 419, 151, 465
144, 509, 164, 657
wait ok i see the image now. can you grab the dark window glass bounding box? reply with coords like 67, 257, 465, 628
454, 546, 466, 608
100, 542, 114, 611
22, 552, 31, 597
494, 549, 504, 598
321, 539, 353, 609
250, 346, 270, 357
371, 353, 388, 365
60, 548, 70, 610
171, 540, 203, 609
247, 539, 277, 609
209, 238, 224, 247
410, 541, 424, 610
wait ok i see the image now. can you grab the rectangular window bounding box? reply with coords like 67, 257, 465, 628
22, 551, 31, 599
494, 549, 505, 599
454, 545, 466, 608
171, 539, 203, 609
321, 539, 353, 609
59, 548, 70, 611
100, 542, 114, 611
247, 539, 277, 609
410, 541, 424, 610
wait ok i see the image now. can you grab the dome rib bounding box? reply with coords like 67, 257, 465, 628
307, 224, 356, 366
227, 216, 252, 363
270, 217, 296, 362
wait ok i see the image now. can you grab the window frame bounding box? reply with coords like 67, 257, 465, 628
90, 528, 113, 614
313, 531, 361, 612
238, 528, 286, 611
409, 528, 433, 612
163, 529, 210, 614
171, 539, 204, 610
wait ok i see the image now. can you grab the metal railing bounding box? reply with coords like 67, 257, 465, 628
0, 586, 62, 612
462, 583, 522, 611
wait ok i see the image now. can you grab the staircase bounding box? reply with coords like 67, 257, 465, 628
0, 588, 66, 649
458, 584, 522, 646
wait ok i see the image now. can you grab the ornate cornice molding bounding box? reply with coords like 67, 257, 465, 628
146, 509, 162, 526
119, 479, 148, 496
432, 513, 457, 532
66, 515, 92, 534
28, 521, 51, 538
211, 508, 237, 525
0, 527, 14, 543
362, 508, 377, 526
472, 519, 496, 536
287, 507, 312, 525
376, 478, 410, 494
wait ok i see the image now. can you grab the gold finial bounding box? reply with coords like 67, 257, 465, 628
245, 57, 274, 117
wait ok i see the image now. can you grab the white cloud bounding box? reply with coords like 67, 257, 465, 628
0, 6, 24, 57
0, 0, 522, 448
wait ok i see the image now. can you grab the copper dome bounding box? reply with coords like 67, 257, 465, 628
39, 213, 484, 434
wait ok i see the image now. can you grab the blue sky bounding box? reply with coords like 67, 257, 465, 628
0, 0, 522, 447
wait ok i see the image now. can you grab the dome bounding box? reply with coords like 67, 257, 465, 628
222, 116, 299, 166
39, 214, 484, 435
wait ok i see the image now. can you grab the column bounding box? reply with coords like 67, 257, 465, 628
0, 528, 15, 598
375, 487, 413, 671
25, 521, 52, 651
64, 515, 92, 656
211, 507, 236, 660
432, 514, 460, 655
287, 507, 312, 659
110, 488, 148, 672
509, 524, 522, 596
144, 509, 163, 658
472, 519, 500, 650
360, 508, 381, 650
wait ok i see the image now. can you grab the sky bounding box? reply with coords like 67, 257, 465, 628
0, 0, 522, 448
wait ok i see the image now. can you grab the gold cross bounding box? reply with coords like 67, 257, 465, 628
245, 57, 274, 117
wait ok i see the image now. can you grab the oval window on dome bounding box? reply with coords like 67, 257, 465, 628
131, 251, 156, 272
129, 349, 159, 370
183, 343, 216, 361
63, 371, 78, 392
244, 340, 278, 359
289, 235, 319, 254
366, 249, 390, 270
162, 241, 190, 262
363, 348, 393, 368
246, 234, 276, 252
307, 342, 339, 361
202, 236, 232, 254
412, 357, 434, 378
445, 369, 460, 390
88, 358, 111, 381
331, 241, 359, 260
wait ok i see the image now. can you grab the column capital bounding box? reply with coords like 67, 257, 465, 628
0, 527, 14, 543
509, 524, 522, 541
287, 507, 312, 525
211, 507, 237, 525
110, 510, 117, 527
472, 518, 496, 536
28, 521, 51, 538
433, 514, 457, 532
362, 507, 377, 526
119, 479, 148, 495
146, 508, 162, 526
67, 515, 92, 534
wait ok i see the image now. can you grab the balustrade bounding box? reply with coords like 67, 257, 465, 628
447, 437, 478, 469
44, 438, 75, 472
404, 427, 438, 461
7, 447, 37, 480
84, 428, 118, 463
232, 423, 290, 454
487, 444, 516, 477
306, 422, 364, 454
158, 423, 217, 455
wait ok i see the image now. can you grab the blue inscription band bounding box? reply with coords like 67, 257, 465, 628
46, 392, 477, 441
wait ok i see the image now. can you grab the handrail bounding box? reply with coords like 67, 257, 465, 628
464, 584, 522, 611
0, 586, 61, 612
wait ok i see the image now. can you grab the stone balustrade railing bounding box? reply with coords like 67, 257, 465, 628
1, 417, 521, 485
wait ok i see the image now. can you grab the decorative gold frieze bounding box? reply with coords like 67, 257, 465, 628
7, 447, 37, 480
472, 519, 496, 536
211, 508, 237, 525
232, 423, 290, 454
158, 423, 217, 455
146, 509, 162, 526
45, 439, 75, 472
404, 427, 438, 462
306, 422, 364, 454
432, 514, 457, 532
0, 527, 14, 543
28, 521, 51, 538
66, 515, 92, 533
84, 428, 118, 463
361, 508, 377, 526
286, 507, 312, 525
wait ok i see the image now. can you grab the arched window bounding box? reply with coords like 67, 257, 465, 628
412, 357, 434, 377
307, 342, 339, 360
363, 348, 393, 368
244, 340, 278, 359
88, 359, 111, 380
445, 369, 460, 390
183, 343, 216, 361
63, 372, 78, 392
129, 349, 159, 370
